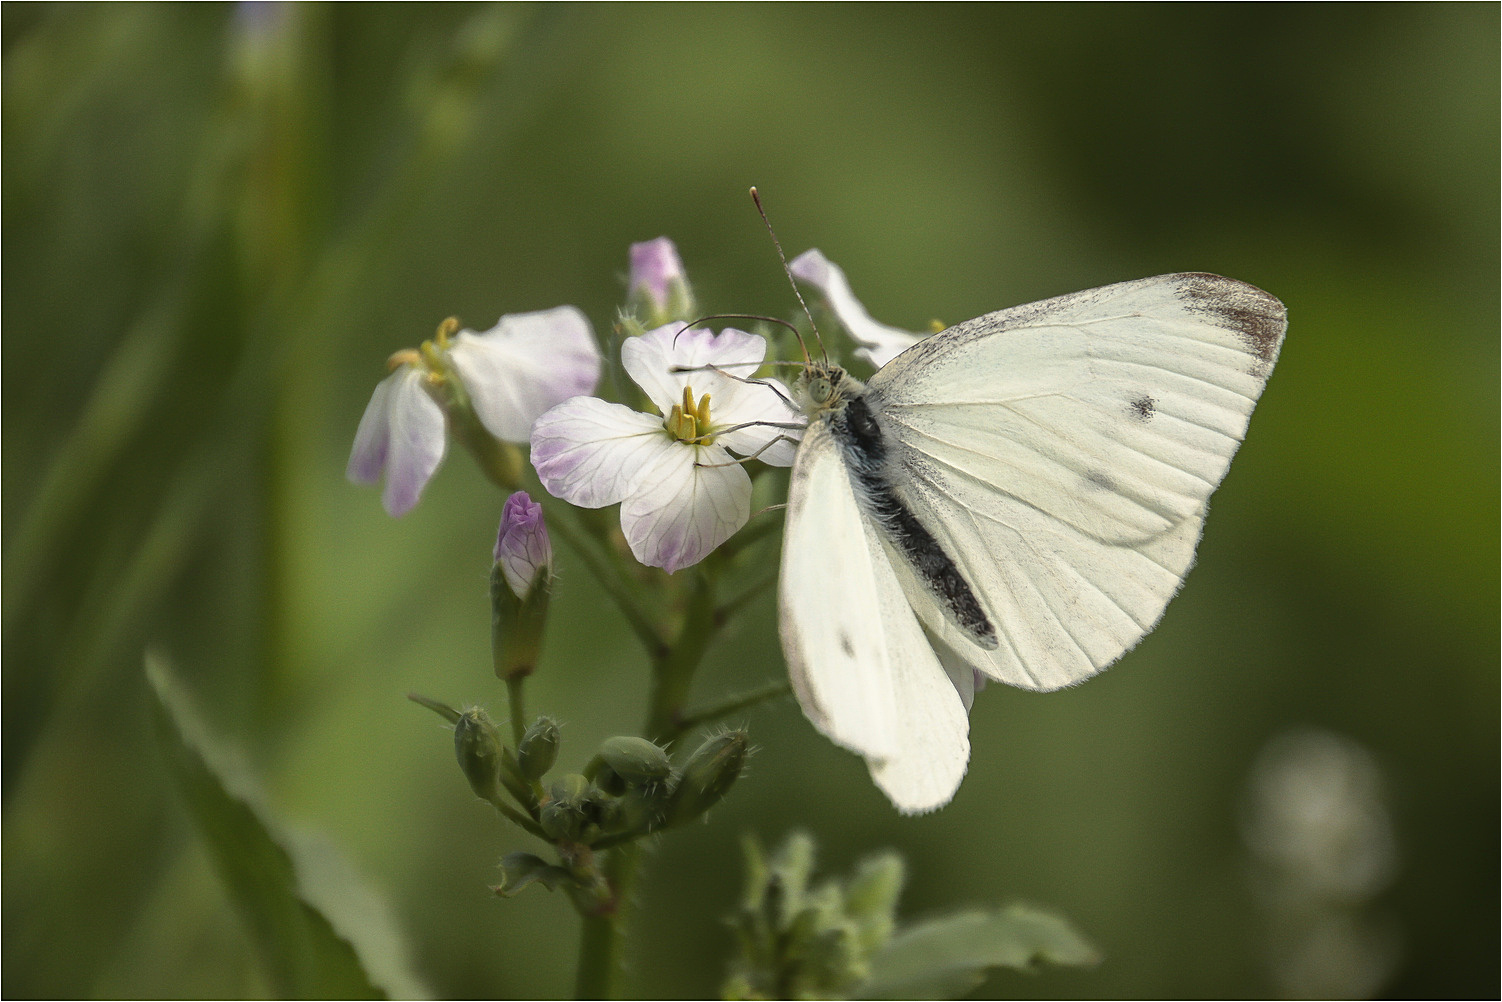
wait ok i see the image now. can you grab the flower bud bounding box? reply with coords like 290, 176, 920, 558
541, 773, 591, 842
518, 716, 561, 781
627, 236, 695, 326
615, 779, 673, 836
665, 730, 748, 826
491, 492, 552, 679
597, 735, 672, 786
495, 491, 553, 598
453, 707, 504, 803
843, 851, 905, 953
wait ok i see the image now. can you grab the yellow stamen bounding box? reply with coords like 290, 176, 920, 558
434, 316, 461, 348
386, 348, 423, 371
664, 385, 715, 445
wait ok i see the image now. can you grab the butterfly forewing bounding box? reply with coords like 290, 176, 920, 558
779, 422, 970, 813
862, 273, 1284, 691
867, 274, 1285, 546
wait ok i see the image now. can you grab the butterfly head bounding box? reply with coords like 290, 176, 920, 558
794, 360, 864, 419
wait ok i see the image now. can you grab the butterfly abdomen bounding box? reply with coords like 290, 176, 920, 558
833, 394, 999, 650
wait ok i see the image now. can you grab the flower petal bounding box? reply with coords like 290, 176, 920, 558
620, 442, 751, 574
789, 248, 923, 369
713, 375, 804, 468
347, 370, 399, 485
530, 396, 667, 509
448, 305, 602, 443
346, 366, 447, 517
621, 323, 769, 416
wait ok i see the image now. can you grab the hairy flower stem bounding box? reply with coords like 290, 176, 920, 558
505, 674, 527, 747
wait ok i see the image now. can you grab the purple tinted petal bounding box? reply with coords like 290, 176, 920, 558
448, 306, 603, 443
529, 397, 666, 508
495, 491, 552, 597
347, 371, 398, 485
619, 443, 750, 573
379, 367, 447, 517
789, 248, 922, 368
628, 237, 685, 310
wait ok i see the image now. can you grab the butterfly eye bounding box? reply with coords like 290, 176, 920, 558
808, 376, 834, 405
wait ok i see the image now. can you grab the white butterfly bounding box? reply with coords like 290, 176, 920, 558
778, 272, 1287, 814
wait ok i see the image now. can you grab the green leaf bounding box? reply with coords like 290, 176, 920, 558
495, 851, 575, 897
858, 904, 1101, 1000
146, 654, 428, 999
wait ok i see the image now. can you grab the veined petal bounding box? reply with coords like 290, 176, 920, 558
495, 491, 553, 599
347, 366, 447, 517
448, 306, 602, 443
620, 442, 751, 574
789, 248, 923, 368
530, 396, 667, 509
622, 323, 769, 415
713, 376, 804, 468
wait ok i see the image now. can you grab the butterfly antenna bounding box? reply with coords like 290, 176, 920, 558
750, 186, 825, 365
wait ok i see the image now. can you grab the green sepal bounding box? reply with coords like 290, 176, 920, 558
490, 562, 550, 680
597, 735, 672, 785
493, 852, 575, 898
540, 774, 591, 842
453, 707, 504, 803
663, 730, 747, 827
517, 716, 560, 781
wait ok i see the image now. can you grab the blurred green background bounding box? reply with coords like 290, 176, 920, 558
4, 4, 1496, 998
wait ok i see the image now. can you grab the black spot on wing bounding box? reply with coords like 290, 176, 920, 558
1129, 395, 1156, 421
838, 631, 855, 657
1176, 273, 1287, 365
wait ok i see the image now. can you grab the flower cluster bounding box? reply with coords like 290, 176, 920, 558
348, 308, 602, 516
349, 238, 803, 573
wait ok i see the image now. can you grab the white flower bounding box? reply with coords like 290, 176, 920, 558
531, 323, 801, 573
789, 248, 924, 368
347, 357, 447, 517
347, 307, 602, 517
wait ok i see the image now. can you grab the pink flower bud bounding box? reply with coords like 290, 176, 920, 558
495, 491, 553, 598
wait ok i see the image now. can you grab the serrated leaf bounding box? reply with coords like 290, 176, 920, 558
147, 653, 428, 999
857, 904, 1100, 1000
495, 851, 575, 897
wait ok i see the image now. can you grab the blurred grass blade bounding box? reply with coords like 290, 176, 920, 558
858, 904, 1100, 1000
1, 287, 185, 638
146, 653, 428, 999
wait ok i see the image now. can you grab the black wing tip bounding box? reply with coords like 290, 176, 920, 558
1171, 272, 1287, 364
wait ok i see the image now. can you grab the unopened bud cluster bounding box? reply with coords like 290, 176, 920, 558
724, 832, 905, 1000
423, 691, 748, 849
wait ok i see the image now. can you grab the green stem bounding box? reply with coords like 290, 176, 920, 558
505, 674, 527, 747
543, 503, 666, 656
645, 573, 720, 744
489, 794, 548, 840
573, 844, 642, 999
675, 680, 792, 734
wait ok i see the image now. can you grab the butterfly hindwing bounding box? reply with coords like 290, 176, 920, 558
778, 422, 970, 813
